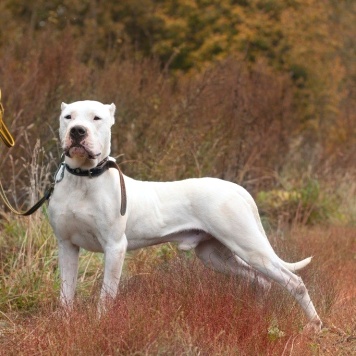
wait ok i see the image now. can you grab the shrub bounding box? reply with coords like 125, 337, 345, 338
257, 179, 340, 227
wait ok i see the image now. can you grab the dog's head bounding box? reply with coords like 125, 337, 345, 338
59, 100, 116, 170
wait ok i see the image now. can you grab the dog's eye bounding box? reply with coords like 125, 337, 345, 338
64, 115, 71, 120
93, 116, 102, 121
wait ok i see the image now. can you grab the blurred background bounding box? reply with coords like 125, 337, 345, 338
0, 0, 355, 226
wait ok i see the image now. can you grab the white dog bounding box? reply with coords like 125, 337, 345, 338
48, 100, 322, 332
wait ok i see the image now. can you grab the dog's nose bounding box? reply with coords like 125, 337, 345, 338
70, 125, 87, 140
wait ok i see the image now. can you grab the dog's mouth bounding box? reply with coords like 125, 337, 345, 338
65, 145, 101, 160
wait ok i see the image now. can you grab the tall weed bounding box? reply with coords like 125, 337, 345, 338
0, 214, 57, 312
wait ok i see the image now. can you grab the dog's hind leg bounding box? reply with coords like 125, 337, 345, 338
250, 253, 322, 332
203, 196, 322, 331
195, 239, 271, 290
219, 232, 322, 332
195, 234, 322, 331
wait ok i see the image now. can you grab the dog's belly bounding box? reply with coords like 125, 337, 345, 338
126, 229, 212, 251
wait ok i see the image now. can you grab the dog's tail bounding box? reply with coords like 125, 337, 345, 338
280, 256, 312, 272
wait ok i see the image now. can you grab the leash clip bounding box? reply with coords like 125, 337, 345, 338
54, 163, 65, 183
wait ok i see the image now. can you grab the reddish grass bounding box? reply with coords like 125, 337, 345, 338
0, 226, 355, 355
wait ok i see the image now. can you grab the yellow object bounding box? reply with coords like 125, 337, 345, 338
0, 89, 15, 147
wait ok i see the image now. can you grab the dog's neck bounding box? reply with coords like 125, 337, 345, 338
64, 154, 104, 171
64, 157, 111, 177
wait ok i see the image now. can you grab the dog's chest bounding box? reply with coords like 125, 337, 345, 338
53, 204, 105, 252
49, 184, 116, 252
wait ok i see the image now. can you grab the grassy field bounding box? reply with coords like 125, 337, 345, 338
0, 2, 355, 354
0, 215, 354, 355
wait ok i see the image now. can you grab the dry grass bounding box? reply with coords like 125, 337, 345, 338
0, 225, 354, 355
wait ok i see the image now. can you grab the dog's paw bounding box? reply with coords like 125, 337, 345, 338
303, 319, 323, 334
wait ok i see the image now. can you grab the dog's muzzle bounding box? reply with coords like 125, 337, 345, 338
65, 125, 100, 159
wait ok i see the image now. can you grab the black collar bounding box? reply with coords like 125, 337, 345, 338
65, 157, 110, 178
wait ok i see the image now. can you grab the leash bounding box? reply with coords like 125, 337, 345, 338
0, 157, 127, 216
0, 89, 15, 147
0, 181, 54, 216
0, 88, 52, 215
0, 157, 58, 215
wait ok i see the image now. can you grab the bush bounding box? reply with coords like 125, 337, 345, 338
257, 179, 340, 227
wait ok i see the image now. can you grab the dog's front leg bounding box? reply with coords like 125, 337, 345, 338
58, 239, 79, 309
98, 234, 128, 315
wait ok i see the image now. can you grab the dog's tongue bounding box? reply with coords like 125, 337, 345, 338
69, 146, 88, 158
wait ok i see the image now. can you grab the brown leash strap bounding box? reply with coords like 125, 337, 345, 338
106, 160, 127, 216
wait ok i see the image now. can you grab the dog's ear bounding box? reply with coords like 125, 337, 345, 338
108, 103, 116, 117
61, 102, 67, 111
